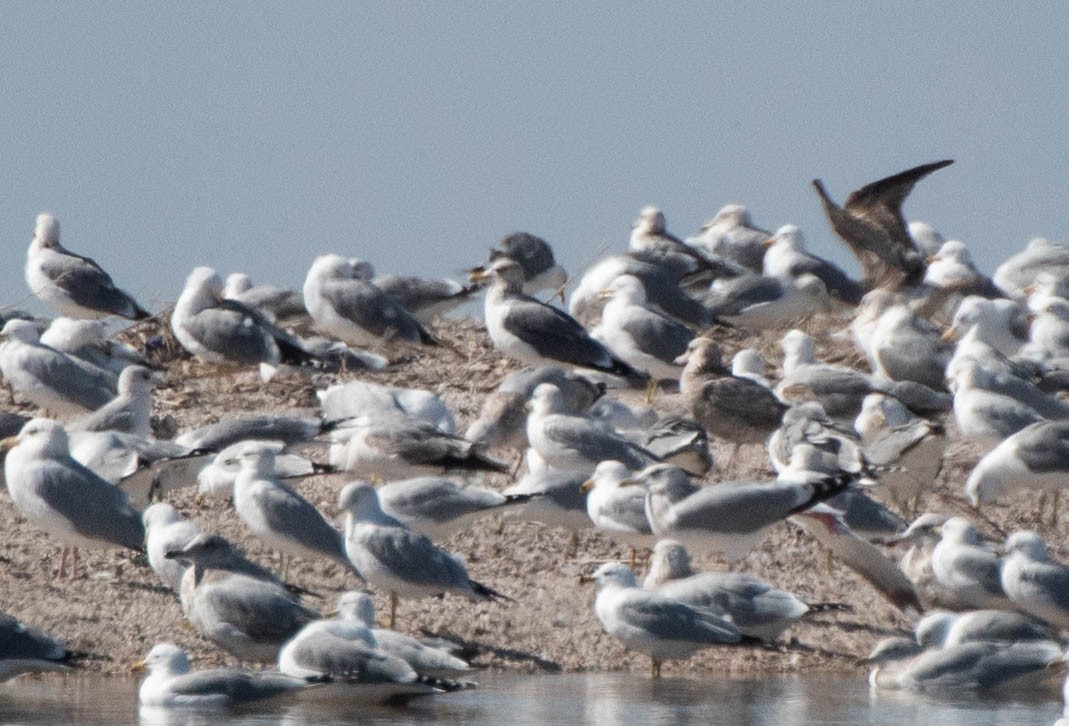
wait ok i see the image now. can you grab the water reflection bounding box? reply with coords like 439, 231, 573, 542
0, 672, 1061, 726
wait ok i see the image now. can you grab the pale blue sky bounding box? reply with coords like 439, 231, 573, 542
2, 3, 1067, 315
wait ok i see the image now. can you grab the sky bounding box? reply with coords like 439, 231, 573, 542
2, 3, 1068, 317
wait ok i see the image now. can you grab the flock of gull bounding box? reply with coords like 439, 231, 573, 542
5, 159, 1069, 715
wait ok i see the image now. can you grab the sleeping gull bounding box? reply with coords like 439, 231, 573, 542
629, 205, 720, 276
643, 539, 843, 641
501, 469, 592, 533
867, 298, 951, 389
1000, 530, 1069, 629
166, 533, 320, 663
39, 316, 150, 375
223, 272, 308, 326
377, 476, 535, 541
172, 266, 325, 376
374, 273, 480, 323
946, 296, 1029, 357
914, 609, 1056, 650
0, 610, 74, 681
775, 328, 881, 418
329, 412, 508, 480
930, 517, 1011, 611
951, 363, 1050, 448
69, 364, 158, 437
924, 240, 1003, 299
488, 231, 568, 296
232, 444, 361, 580
143, 503, 202, 592
812, 160, 953, 290
135, 643, 305, 708
966, 420, 1069, 521
909, 220, 946, 256
592, 274, 693, 387
318, 379, 456, 434
195, 439, 328, 503
525, 383, 659, 473
704, 272, 831, 329
25, 212, 149, 320
470, 257, 643, 380
993, 237, 1069, 299
641, 415, 714, 477
762, 224, 862, 305
582, 561, 743, 677
686, 203, 770, 273
175, 414, 324, 451
1, 418, 144, 578
302, 254, 436, 349
0, 319, 117, 416
338, 482, 507, 627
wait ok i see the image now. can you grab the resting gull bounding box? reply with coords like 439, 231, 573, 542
582, 562, 743, 677
39, 316, 150, 375
69, 364, 158, 437
318, 379, 456, 434
0, 319, 117, 416
914, 609, 1056, 650
166, 533, 320, 663
762, 224, 862, 305
930, 517, 1011, 611
1, 418, 144, 578
993, 237, 1069, 299
470, 257, 643, 380
641, 415, 714, 477
685, 203, 770, 273
25, 212, 149, 320
377, 476, 535, 541
374, 273, 479, 323
581, 460, 655, 552
0, 610, 74, 681
812, 159, 953, 289
135, 643, 305, 708
501, 469, 592, 533
924, 240, 1003, 299
303, 254, 436, 349
1000, 530, 1069, 629
338, 482, 506, 627
223, 272, 308, 326
966, 420, 1069, 520
629, 205, 721, 276
525, 383, 659, 473
143, 503, 202, 592
488, 231, 568, 296
704, 272, 831, 329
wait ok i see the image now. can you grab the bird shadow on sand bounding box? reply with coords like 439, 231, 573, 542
419, 628, 563, 673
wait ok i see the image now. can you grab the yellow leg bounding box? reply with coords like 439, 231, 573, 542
389, 591, 398, 629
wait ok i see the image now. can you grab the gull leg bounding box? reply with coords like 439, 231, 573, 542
644, 378, 658, 404
1038, 492, 1048, 526
57, 546, 68, 579
651, 657, 662, 678
567, 530, 579, 559
1051, 490, 1060, 528
389, 591, 398, 629
70, 547, 81, 579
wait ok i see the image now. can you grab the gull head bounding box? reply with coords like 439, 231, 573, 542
237, 442, 278, 476
675, 337, 723, 372
528, 383, 567, 417
1003, 530, 1048, 561
908, 220, 945, 256
964, 461, 1001, 508
469, 257, 525, 291
580, 460, 631, 493
767, 224, 806, 252
913, 610, 955, 648
2, 418, 69, 459
335, 590, 375, 626
0, 319, 42, 345
183, 266, 225, 302
587, 561, 637, 590
33, 213, 61, 248
224, 272, 253, 298
134, 643, 191, 677
337, 481, 383, 520
598, 274, 646, 305
633, 204, 666, 234
164, 533, 239, 567
890, 512, 947, 544
709, 203, 752, 229
117, 365, 161, 398
939, 516, 980, 545
141, 502, 183, 531
780, 328, 816, 367
648, 539, 694, 583
731, 348, 766, 380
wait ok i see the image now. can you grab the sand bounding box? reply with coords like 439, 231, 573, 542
0, 316, 1054, 679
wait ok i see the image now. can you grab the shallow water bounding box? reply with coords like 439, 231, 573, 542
0, 672, 1061, 726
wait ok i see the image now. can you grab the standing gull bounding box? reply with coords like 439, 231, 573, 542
166, 533, 320, 663
69, 364, 158, 437
338, 482, 507, 627
470, 257, 643, 380
966, 420, 1069, 520
582, 562, 743, 677
24, 213, 149, 320
303, 254, 436, 349
1, 418, 144, 578
812, 159, 953, 289
930, 517, 1011, 611
581, 460, 655, 553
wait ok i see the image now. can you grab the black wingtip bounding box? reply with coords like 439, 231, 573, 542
471, 579, 512, 602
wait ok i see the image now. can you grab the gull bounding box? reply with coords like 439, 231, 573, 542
854, 393, 946, 512
0, 610, 74, 681
909, 220, 947, 256
730, 348, 770, 387
641, 415, 714, 477
166, 533, 320, 663
642, 463, 855, 562
643, 540, 843, 641
767, 403, 864, 476
581, 461, 655, 552
24, 212, 149, 320
914, 609, 1056, 649
568, 254, 711, 328
864, 637, 1063, 693
488, 231, 568, 296
374, 273, 480, 323
142, 503, 202, 592
1022, 297, 1069, 361
329, 412, 508, 481
582, 562, 743, 677
629, 205, 721, 277
946, 296, 1029, 357
195, 439, 327, 502
762, 224, 862, 305
302, 254, 436, 349
1, 418, 144, 578
677, 337, 788, 461
1001, 530, 1069, 629
994, 237, 1069, 299
377, 476, 535, 541
591, 274, 694, 385
39, 316, 150, 375
867, 299, 951, 389
0, 319, 118, 416
775, 329, 881, 419
318, 379, 456, 434
470, 257, 643, 380
223, 272, 308, 326
172, 266, 325, 376
501, 469, 592, 533
175, 414, 324, 450
930, 517, 1011, 610
465, 366, 602, 451
525, 383, 659, 473
338, 482, 507, 627
966, 420, 1069, 521
812, 159, 953, 290
923, 240, 1003, 299
135, 643, 305, 708
686, 203, 770, 273
232, 444, 360, 580
951, 363, 1051, 448
69, 364, 158, 437
704, 272, 831, 329
331, 591, 471, 676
